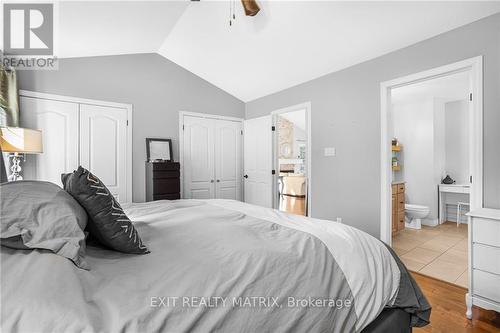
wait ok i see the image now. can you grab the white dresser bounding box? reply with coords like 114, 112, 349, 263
466, 208, 500, 318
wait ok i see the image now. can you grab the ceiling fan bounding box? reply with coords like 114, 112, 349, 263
191, 0, 260, 25
239, 0, 260, 16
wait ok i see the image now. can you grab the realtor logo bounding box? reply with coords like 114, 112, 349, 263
3, 3, 54, 55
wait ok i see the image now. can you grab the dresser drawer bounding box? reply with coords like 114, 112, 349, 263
152, 162, 180, 171
153, 193, 180, 200
440, 185, 469, 193
153, 178, 180, 194
473, 218, 500, 247
473, 243, 500, 275
153, 170, 180, 179
397, 184, 405, 193
473, 269, 500, 302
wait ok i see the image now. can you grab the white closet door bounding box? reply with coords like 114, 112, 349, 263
79, 104, 128, 203
215, 119, 242, 200
183, 116, 215, 199
20, 96, 79, 186
243, 116, 272, 207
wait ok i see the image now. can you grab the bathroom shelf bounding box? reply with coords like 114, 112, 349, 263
392, 165, 401, 171
392, 145, 402, 152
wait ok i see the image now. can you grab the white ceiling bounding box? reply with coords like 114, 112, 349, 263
391, 70, 470, 105
58, 1, 188, 58
54, 1, 500, 102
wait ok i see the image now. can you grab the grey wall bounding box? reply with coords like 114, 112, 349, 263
245, 13, 500, 237
392, 99, 440, 222
18, 53, 245, 202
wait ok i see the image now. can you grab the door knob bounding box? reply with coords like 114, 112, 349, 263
244, 175, 248, 179
210, 180, 214, 183
216, 179, 220, 182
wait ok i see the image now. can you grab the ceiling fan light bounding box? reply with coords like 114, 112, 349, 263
241, 0, 260, 16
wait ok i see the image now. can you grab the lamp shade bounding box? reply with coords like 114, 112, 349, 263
0, 127, 43, 154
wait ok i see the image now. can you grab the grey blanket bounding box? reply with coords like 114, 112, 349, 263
384, 245, 431, 327
1, 199, 430, 332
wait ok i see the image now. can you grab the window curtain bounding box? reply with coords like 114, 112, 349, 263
0, 65, 19, 127
0, 65, 19, 182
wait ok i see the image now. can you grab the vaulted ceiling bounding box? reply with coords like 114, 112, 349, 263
55, 1, 500, 102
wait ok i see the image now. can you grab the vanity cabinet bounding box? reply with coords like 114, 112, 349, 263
392, 183, 405, 235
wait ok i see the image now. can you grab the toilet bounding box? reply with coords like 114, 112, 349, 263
405, 204, 430, 229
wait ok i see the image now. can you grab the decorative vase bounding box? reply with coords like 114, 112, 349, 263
442, 175, 455, 184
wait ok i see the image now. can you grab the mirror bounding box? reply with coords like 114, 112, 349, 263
146, 138, 173, 162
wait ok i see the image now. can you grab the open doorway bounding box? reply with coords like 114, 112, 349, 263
271, 103, 311, 216
380, 57, 483, 287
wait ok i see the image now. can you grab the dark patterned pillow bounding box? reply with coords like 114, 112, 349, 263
61, 166, 149, 254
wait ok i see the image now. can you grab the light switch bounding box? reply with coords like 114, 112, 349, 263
324, 147, 336, 156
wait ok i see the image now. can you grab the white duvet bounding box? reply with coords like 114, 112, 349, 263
204, 200, 401, 330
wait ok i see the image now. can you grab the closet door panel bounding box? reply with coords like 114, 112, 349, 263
182, 116, 215, 199
20, 97, 79, 186
215, 120, 242, 200
79, 104, 128, 203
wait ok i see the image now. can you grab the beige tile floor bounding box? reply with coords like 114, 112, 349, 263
392, 221, 468, 287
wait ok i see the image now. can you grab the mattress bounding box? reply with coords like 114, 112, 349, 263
1, 199, 430, 332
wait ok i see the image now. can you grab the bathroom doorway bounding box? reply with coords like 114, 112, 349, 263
380, 57, 483, 287
271, 102, 311, 216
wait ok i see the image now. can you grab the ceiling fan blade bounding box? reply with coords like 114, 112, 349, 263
241, 0, 260, 16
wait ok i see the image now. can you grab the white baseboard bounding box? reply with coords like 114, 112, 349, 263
422, 218, 439, 227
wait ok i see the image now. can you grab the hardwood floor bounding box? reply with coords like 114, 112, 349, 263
279, 195, 306, 216
412, 272, 500, 333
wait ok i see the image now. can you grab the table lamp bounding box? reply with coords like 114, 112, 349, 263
0, 127, 43, 181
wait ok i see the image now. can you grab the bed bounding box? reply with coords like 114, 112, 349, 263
1, 199, 430, 332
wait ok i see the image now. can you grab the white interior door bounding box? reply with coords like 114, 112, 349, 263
20, 96, 79, 186
243, 116, 272, 207
215, 119, 242, 200
79, 104, 128, 203
182, 116, 215, 199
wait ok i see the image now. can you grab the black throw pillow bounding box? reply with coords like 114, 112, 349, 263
61, 166, 149, 254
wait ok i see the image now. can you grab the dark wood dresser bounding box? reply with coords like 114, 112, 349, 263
145, 162, 180, 201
